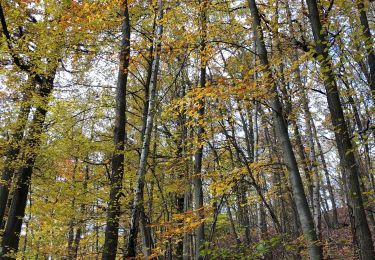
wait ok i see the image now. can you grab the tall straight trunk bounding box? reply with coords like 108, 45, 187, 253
102, 2, 130, 259
247, 1, 323, 259
176, 66, 188, 259
239, 106, 253, 244
1, 78, 54, 259
356, 0, 375, 102
193, 1, 207, 259
140, 128, 157, 257
278, 55, 314, 208
0, 93, 31, 229
305, 0, 374, 258
260, 105, 292, 235
126, 1, 163, 257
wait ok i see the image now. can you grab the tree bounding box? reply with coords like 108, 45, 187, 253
305, 0, 374, 258
102, 0, 131, 258
126, 0, 164, 256
0, 0, 374, 259
247, 0, 323, 259
193, 1, 208, 259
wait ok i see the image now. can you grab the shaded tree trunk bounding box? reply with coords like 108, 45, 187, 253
1, 77, 54, 259
247, 0, 323, 259
193, 1, 208, 259
305, 0, 375, 258
102, 2, 131, 259
0, 93, 31, 229
176, 66, 189, 259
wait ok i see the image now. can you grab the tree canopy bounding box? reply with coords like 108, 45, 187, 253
0, 0, 374, 259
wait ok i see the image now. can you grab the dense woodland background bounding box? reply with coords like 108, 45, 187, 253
0, 0, 375, 259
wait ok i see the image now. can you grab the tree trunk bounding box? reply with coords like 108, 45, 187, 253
193, 1, 207, 259
176, 68, 188, 259
0, 94, 31, 229
102, 2, 130, 259
247, 0, 323, 259
305, 0, 374, 258
126, 1, 163, 256
1, 78, 54, 259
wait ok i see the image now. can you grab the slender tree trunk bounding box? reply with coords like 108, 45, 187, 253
193, 1, 207, 259
247, 1, 323, 259
102, 2, 130, 259
261, 107, 293, 235
238, 106, 253, 245
126, 1, 163, 256
305, 0, 374, 258
176, 69, 188, 260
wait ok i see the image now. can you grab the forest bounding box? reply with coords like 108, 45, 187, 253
0, 0, 374, 259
